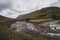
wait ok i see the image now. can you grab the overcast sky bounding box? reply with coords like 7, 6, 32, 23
0, 0, 60, 18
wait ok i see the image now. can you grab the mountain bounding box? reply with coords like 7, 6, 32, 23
17, 7, 60, 23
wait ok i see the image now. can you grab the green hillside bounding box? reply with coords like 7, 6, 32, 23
17, 7, 60, 23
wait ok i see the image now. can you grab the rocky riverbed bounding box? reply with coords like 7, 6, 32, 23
10, 20, 60, 40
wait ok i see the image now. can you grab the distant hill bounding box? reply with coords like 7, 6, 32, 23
17, 7, 60, 23
0, 15, 13, 22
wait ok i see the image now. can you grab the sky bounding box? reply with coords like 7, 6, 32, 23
0, 0, 60, 18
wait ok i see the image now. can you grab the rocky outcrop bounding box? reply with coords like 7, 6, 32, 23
10, 20, 60, 38
10, 21, 38, 32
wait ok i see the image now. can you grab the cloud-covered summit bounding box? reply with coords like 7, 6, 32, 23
0, 0, 60, 18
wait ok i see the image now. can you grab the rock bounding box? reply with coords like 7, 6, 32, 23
10, 21, 37, 32
10, 21, 60, 38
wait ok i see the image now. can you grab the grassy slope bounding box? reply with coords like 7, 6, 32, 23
17, 7, 60, 23
0, 15, 14, 22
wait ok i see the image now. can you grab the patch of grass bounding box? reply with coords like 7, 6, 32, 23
29, 18, 52, 23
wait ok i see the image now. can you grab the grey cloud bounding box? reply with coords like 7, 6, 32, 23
0, 0, 60, 18
51, 0, 60, 7
0, 2, 11, 11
